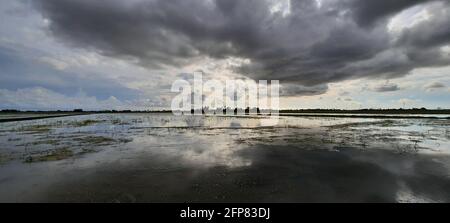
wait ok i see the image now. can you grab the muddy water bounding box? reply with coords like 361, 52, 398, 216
0, 114, 449, 202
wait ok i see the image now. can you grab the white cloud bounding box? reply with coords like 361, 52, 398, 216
38, 57, 69, 70
388, 4, 432, 36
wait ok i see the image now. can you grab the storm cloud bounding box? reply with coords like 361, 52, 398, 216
30, 0, 450, 93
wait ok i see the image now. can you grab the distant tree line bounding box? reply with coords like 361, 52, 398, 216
279, 108, 450, 115
2, 107, 450, 115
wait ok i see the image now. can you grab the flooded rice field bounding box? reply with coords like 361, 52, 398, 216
0, 113, 449, 202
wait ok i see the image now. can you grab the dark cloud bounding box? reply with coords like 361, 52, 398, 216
280, 83, 328, 96
396, 3, 450, 48
0, 45, 139, 100
31, 0, 450, 95
424, 81, 446, 90
348, 0, 429, 27
370, 83, 400, 92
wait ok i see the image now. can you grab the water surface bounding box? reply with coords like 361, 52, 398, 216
0, 114, 449, 202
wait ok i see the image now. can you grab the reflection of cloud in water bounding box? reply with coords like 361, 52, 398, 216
396, 181, 435, 203
128, 129, 252, 168
0, 113, 449, 202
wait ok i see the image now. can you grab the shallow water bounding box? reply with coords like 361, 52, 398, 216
0, 113, 449, 202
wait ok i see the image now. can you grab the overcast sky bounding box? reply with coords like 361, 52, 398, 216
1, 0, 449, 110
